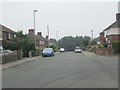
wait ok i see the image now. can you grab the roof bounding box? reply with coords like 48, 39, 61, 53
94, 37, 100, 42
104, 19, 120, 31
0, 24, 16, 34
36, 34, 45, 41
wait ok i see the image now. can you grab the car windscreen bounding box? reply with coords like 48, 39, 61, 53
43, 48, 52, 51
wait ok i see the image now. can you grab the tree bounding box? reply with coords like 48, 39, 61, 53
22, 37, 35, 57
49, 45, 57, 52
15, 31, 35, 57
58, 36, 90, 51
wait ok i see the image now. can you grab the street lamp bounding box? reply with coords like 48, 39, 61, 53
33, 9, 37, 48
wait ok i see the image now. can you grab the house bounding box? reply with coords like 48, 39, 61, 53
36, 32, 48, 49
0, 24, 16, 47
0, 24, 16, 41
27, 29, 37, 46
99, 13, 120, 47
27, 29, 49, 49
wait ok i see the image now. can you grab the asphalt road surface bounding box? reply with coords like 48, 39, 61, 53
2, 52, 118, 88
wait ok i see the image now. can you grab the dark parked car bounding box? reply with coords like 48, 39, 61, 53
42, 48, 54, 57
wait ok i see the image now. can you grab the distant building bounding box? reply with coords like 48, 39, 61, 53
36, 32, 48, 49
27, 29, 36, 46
27, 29, 49, 49
99, 13, 120, 47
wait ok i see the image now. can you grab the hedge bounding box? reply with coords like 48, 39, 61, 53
112, 41, 120, 54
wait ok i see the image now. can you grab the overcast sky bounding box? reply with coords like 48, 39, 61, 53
1, 2, 119, 39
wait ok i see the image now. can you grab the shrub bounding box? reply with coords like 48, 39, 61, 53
98, 44, 104, 48
49, 45, 57, 52
103, 43, 108, 47
31, 48, 42, 57
112, 41, 120, 54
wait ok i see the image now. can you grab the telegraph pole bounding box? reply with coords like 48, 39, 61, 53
47, 25, 49, 40
56, 31, 59, 50
91, 30, 93, 40
56, 31, 58, 41
47, 25, 49, 47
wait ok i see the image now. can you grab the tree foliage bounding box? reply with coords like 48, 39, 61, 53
58, 36, 90, 51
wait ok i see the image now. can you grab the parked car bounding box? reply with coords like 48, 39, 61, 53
0, 49, 13, 55
75, 46, 82, 53
42, 48, 54, 57
60, 48, 65, 52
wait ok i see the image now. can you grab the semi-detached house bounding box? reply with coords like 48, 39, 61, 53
0, 24, 16, 47
27, 29, 49, 49
100, 13, 120, 47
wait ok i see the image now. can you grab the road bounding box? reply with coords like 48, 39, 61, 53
2, 52, 118, 88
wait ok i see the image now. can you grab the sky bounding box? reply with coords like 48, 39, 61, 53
1, 1, 119, 40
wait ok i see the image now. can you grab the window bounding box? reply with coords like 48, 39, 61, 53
0, 30, 2, 40
8, 33, 11, 39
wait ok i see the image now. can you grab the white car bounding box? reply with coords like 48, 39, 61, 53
75, 47, 82, 53
0, 49, 13, 55
60, 48, 65, 52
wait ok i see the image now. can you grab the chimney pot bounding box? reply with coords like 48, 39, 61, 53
46, 36, 48, 39
29, 29, 34, 34
116, 13, 120, 21
37, 32, 42, 36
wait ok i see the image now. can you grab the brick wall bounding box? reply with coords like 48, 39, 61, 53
100, 32, 106, 44
91, 47, 114, 55
109, 34, 120, 42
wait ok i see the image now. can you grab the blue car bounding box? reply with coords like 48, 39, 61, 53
42, 48, 54, 57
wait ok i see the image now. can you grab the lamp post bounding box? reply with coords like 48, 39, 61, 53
33, 9, 37, 48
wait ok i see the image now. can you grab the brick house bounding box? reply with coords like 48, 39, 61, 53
0, 24, 15, 41
27, 29, 36, 45
27, 29, 49, 49
99, 13, 120, 47
36, 32, 49, 49
0, 24, 16, 47
99, 31, 106, 44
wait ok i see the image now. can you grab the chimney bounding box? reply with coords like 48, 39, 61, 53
116, 13, 120, 21
29, 29, 34, 34
37, 32, 42, 36
46, 36, 48, 39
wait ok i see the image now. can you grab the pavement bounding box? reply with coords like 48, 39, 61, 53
0, 56, 42, 70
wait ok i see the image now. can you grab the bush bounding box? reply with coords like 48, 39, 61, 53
112, 41, 120, 54
103, 42, 108, 47
98, 44, 104, 48
31, 48, 42, 57
49, 45, 57, 52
